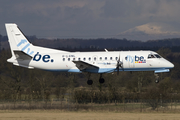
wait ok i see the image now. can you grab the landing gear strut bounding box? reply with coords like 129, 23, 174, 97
87, 73, 93, 85
99, 74, 105, 84
154, 74, 159, 83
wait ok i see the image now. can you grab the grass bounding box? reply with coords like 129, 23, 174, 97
0, 110, 180, 120
0, 101, 179, 120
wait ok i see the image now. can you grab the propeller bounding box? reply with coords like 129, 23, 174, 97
116, 55, 123, 75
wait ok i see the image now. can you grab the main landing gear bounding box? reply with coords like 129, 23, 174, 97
87, 73, 105, 85
99, 74, 105, 84
87, 79, 93, 85
87, 73, 93, 85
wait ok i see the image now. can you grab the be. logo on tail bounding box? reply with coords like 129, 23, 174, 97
17, 39, 54, 63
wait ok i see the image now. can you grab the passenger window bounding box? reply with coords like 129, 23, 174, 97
94, 57, 96, 61
83, 58, 86, 61
99, 57, 102, 60
89, 57, 91, 61
116, 57, 118, 60
63, 58, 65, 61
68, 58, 70, 61
73, 58, 75, 61
78, 58, 81, 61
110, 57, 112, 60
125, 57, 127, 60
105, 57, 107, 60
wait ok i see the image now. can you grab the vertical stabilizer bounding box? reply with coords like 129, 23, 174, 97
5, 23, 34, 63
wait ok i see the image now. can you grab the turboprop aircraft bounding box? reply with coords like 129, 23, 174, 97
5, 23, 174, 85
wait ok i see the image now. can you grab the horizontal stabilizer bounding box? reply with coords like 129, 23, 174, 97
14, 51, 32, 60
13, 63, 34, 69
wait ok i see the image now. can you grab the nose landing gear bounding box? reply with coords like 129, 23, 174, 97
154, 73, 159, 83
155, 79, 159, 83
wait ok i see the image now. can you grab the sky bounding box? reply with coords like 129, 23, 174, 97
1, 0, 180, 40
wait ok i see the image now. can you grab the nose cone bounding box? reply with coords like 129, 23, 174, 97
165, 60, 174, 68
162, 59, 174, 69
168, 62, 174, 68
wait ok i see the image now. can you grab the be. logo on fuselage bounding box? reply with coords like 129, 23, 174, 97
33, 52, 54, 63
125, 55, 146, 63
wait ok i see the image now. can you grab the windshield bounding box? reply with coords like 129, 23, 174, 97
148, 54, 155, 59
154, 54, 161, 58
148, 54, 161, 59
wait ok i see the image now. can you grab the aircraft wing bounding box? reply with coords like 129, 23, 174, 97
73, 61, 99, 71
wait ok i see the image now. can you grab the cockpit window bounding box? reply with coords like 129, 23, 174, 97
154, 54, 161, 58
148, 54, 162, 59
148, 54, 155, 59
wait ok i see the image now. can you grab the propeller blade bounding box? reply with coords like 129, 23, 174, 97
116, 55, 120, 75
116, 54, 123, 75
117, 66, 119, 75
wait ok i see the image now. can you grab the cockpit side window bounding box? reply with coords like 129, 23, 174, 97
148, 54, 155, 59
154, 54, 161, 58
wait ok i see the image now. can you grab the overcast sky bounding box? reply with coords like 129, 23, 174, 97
1, 0, 180, 40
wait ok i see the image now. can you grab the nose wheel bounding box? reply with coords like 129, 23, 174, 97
154, 74, 159, 83
155, 79, 159, 83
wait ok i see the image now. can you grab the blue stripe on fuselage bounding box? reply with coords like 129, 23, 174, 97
41, 67, 172, 73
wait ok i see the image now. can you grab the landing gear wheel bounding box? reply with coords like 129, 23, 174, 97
154, 73, 159, 83
99, 78, 105, 84
87, 80, 93, 85
155, 79, 159, 83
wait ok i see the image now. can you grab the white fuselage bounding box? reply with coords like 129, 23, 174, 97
23, 50, 174, 73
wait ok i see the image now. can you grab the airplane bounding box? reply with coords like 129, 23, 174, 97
5, 23, 174, 85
